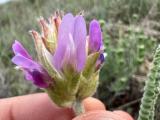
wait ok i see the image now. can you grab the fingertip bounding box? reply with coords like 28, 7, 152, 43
82, 97, 106, 112
72, 110, 125, 120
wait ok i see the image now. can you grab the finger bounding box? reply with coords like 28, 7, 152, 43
82, 97, 106, 112
72, 110, 126, 120
0, 93, 74, 120
113, 110, 134, 120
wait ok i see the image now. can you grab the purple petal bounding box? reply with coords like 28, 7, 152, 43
97, 53, 105, 65
96, 53, 105, 70
22, 68, 51, 88
73, 16, 87, 72
89, 20, 102, 53
12, 41, 51, 88
28, 70, 50, 88
12, 54, 39, 69
99, 53, 105, 63
12, 40, 32, 59
12, 54, 51, 88
61, 34, 76, 68
53, 13, 75, 70
23, 70, 33, 81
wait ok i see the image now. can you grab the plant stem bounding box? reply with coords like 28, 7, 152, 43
138, 45, 160, 120
72, 100, 85, 116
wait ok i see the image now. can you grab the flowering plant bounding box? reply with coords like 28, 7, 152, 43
12, 12, 104, 115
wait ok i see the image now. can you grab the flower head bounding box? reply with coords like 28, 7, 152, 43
12, 12, 105, 108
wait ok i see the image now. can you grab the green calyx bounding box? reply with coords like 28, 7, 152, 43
45, 52, 100, 110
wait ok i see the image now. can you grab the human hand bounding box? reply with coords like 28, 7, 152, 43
0, 93, 133, 120
0, 93, 105, 120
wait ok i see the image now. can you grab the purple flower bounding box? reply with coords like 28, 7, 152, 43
11, 12, 105, 108
53, 13, 87, 72
12, 13, 104, 89
89, 20, 102, 53
12, 40, 52, 88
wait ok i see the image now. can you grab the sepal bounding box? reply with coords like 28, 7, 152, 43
77, 71, 99, 99
83, 52, 100, 78
46, 73, 80, 107
30, 30, 60, 80
40, 43, 60, 79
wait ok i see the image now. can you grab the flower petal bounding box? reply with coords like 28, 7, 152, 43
12, 40, 32, 59
12, 54, 51, 88
99, 53, 105, 63
96, 53, 105, 70
12, 54, 39, 69
23, 70, 33, 81
89, 20, 102, 53
29, 70, 50, 88
61, 34, 76, 70
22, 68, 51, 88
73, 15, 87, 72
53, 13, 75, 70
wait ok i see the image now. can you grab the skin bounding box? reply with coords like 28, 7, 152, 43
0, 93, 105, 120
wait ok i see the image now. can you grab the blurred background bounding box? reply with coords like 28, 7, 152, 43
0, 0, 160, 119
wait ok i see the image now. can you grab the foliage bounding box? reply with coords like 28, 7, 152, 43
98, 22, 156, 109
138, 45, 160, 120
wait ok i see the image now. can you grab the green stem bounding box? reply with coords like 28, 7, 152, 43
72, 100, 85, 116
138, 45, 160, 120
